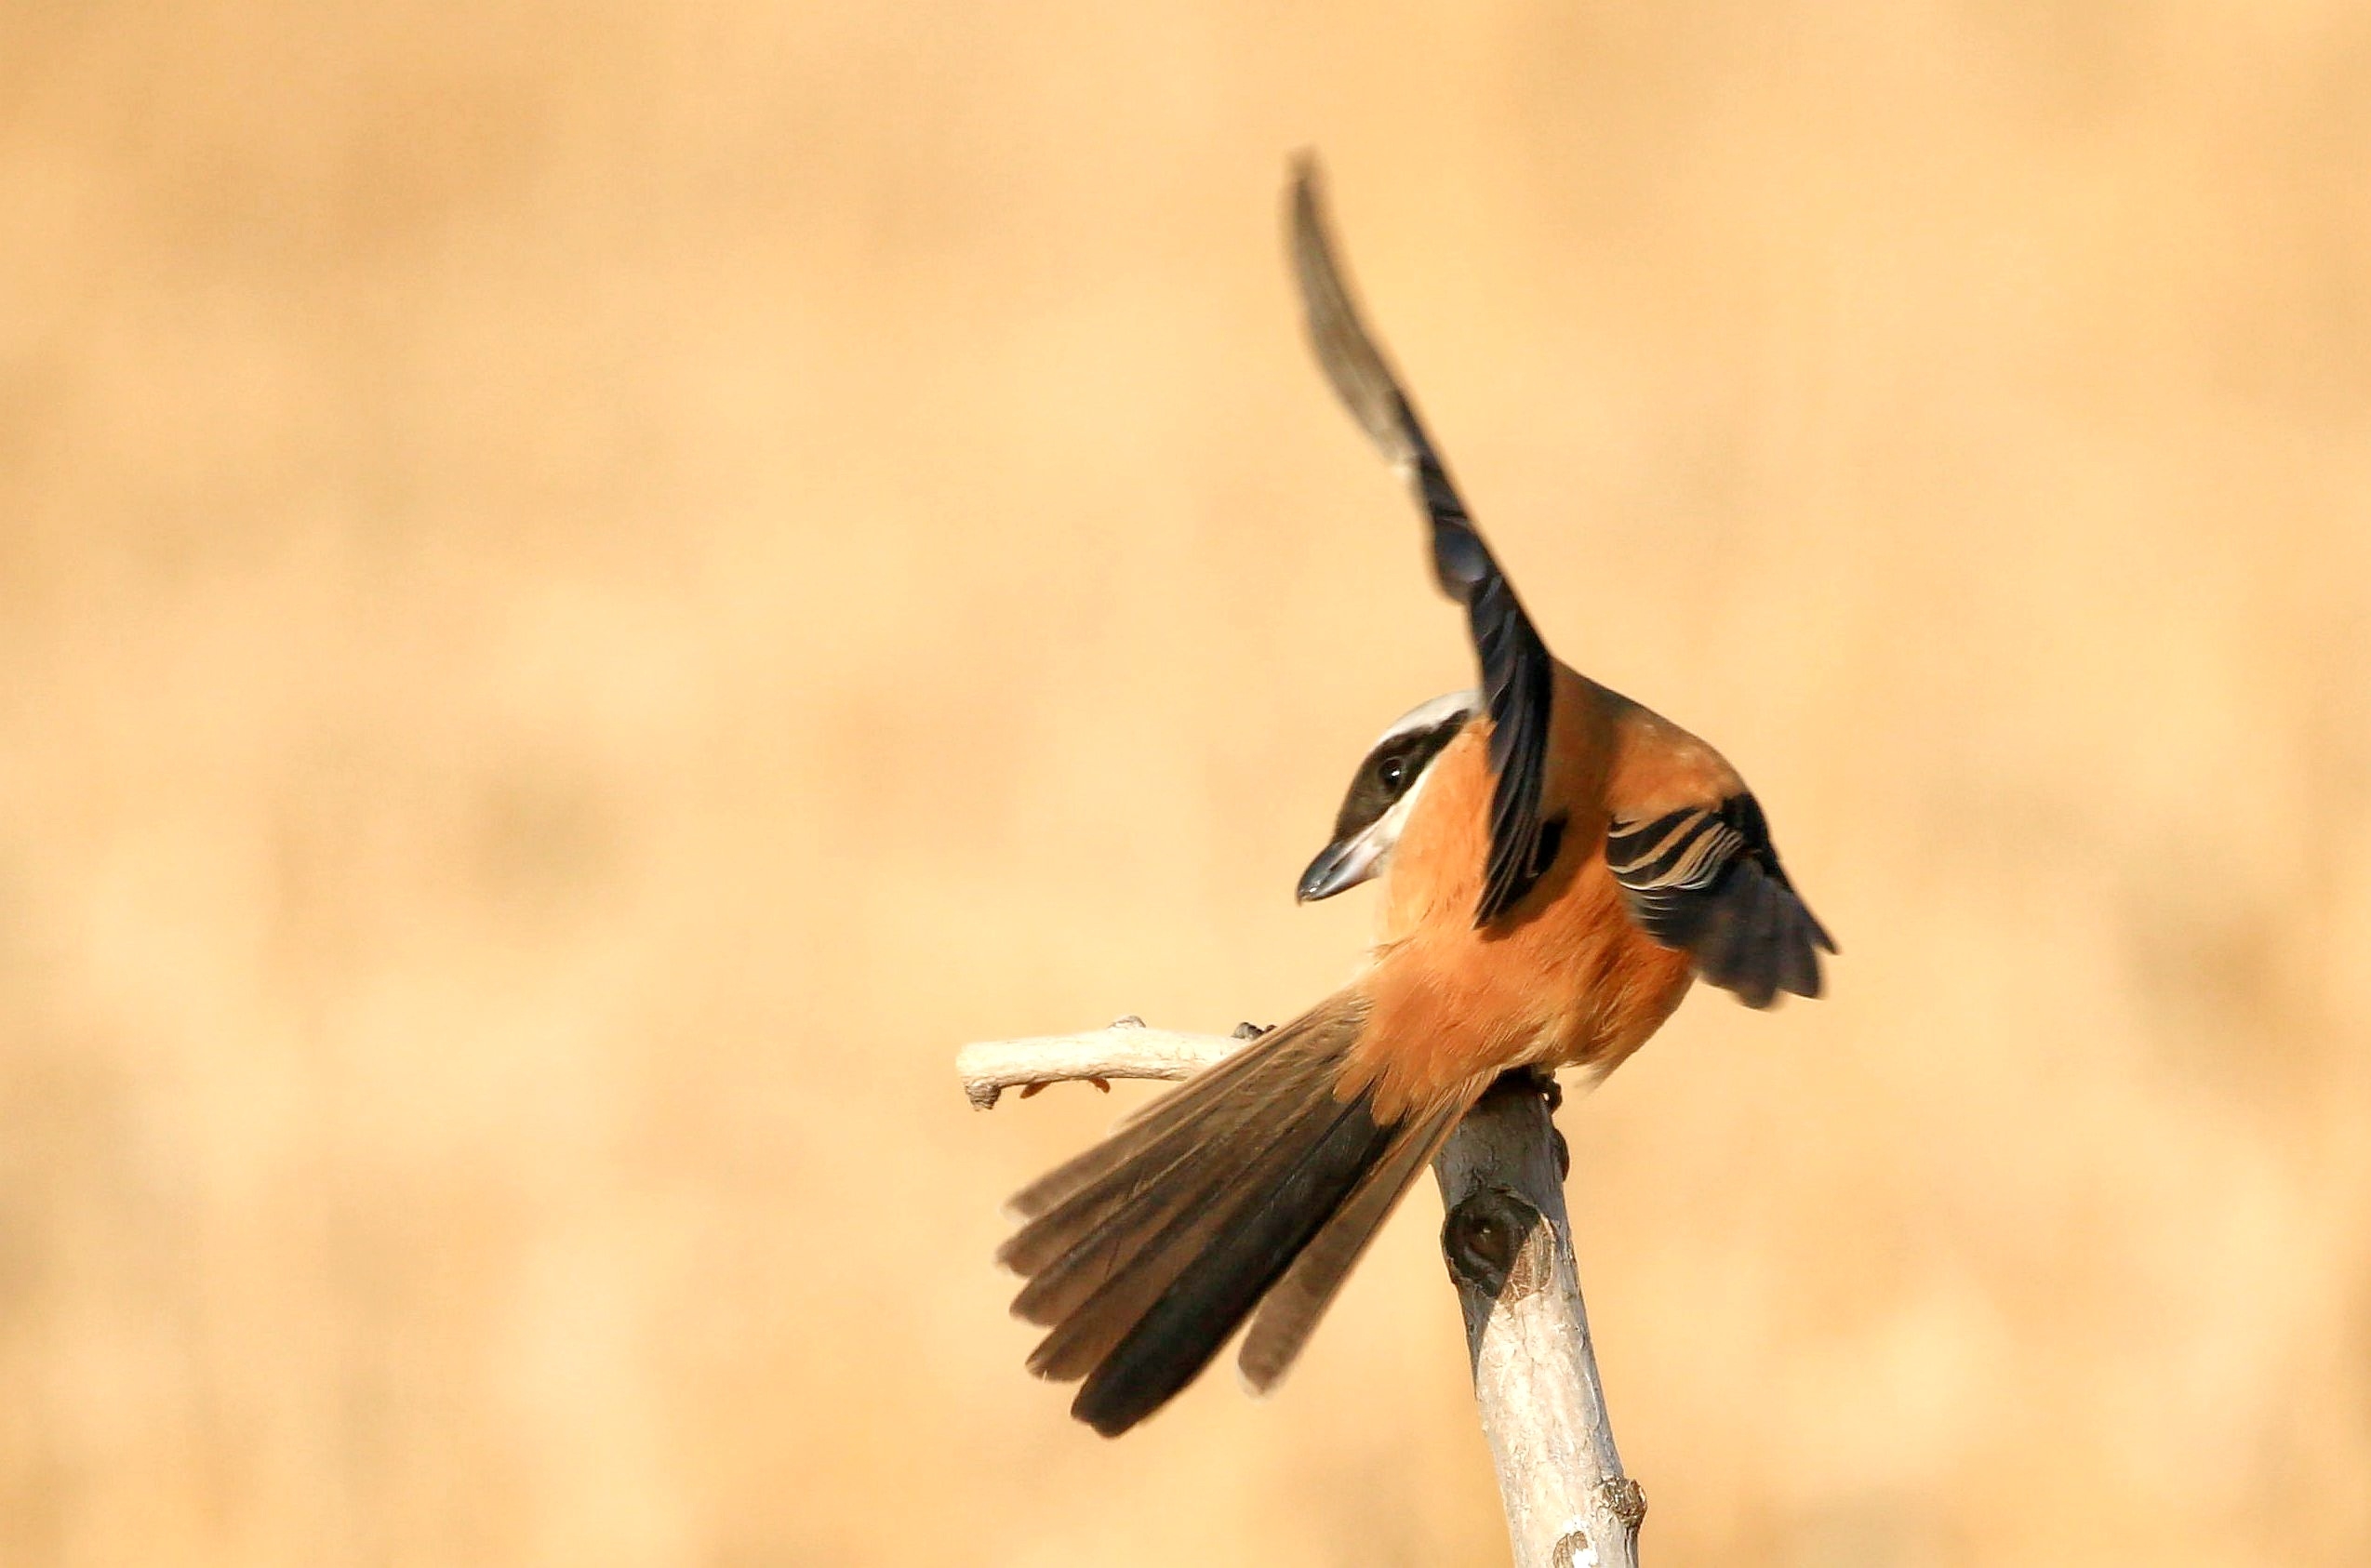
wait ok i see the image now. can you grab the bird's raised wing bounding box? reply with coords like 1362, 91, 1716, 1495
1288, 159, 1560, 926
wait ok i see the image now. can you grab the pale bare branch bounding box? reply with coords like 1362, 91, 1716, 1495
955, 1021, 1236, 1110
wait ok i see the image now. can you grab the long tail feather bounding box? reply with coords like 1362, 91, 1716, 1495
998, 991, 1470, 1436
1071, 1095, 1393, 1433
1236, 1091, 1473, 1393
1003, 1026, 1305, 1222
1016, 1080, 1349, 1349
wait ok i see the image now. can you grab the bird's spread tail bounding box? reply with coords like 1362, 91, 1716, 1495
1000, 992, 1477, 1436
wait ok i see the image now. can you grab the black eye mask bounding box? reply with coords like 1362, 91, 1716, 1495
1328, 714, 1470, 845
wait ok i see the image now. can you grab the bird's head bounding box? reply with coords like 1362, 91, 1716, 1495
1296, 688, 1481, 902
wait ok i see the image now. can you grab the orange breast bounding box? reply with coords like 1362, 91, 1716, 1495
1342, 673, 1700, 1118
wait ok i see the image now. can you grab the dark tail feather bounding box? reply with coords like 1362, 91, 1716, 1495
1067, 1092, 1392, 1432
1012, 1001, 1374, 1409
1236, 1091, 1472, 1393
998, 1005, 1358, 1290
998, 992, 1461, 1436
1016, 1079, 1349, 1362
1002, 1026, 1296, 1225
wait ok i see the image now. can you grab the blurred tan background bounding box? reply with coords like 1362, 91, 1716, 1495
4, 2, 2368, 1563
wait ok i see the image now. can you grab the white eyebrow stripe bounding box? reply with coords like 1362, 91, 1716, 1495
1369, 689, 1480, 750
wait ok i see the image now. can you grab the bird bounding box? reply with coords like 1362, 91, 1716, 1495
998, 158, 1833, 1438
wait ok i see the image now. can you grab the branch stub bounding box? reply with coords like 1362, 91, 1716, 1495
1442, 1184, 1552, 1300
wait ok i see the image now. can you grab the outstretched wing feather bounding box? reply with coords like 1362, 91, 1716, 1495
1288, 161, 1559, 924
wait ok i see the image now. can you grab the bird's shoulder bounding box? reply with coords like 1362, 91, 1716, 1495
1579, 684, 1749, 817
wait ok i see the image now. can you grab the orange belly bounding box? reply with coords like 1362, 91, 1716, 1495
1342, 718, 1698, 1117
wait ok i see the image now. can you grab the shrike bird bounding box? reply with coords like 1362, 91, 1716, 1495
1000, 160, 1833, 1437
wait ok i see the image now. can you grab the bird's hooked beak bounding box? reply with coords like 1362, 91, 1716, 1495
1296, 825, 1388, 902
1295, 688, 1478, 904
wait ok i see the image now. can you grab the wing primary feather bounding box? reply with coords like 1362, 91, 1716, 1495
1609, 791, 1833, 1006
1289, 159, 1563, 926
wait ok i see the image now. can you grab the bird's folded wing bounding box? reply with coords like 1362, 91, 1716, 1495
1606, 794, 1835, 1007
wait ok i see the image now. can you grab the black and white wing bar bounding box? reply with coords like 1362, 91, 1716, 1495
1606, 795, 1836, 1008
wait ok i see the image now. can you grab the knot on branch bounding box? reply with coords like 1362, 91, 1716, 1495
1595, 1476, 1647, 1528
1441, 1184, 1552, 1300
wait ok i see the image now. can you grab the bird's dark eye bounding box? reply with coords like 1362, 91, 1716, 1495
1379, 755, 1406, 791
